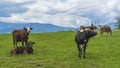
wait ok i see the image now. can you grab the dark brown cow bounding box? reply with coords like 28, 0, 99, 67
10, 41, 35, 56
80, 23, 97, 30
99, 25, 112, 35
12, 27, 32, 47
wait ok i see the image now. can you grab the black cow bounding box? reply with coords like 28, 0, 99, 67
75, 29, 97, 58
10, 41, 35, 56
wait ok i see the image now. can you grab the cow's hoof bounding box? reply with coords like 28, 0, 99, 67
79, 55, 81, 58
83, 56, 86, 58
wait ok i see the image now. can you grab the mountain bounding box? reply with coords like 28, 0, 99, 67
0, 22, 74, 34
0, 22, 116, 34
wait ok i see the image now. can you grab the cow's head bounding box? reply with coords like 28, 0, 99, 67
26, 41, 35, 48
24, 27, 33, 33
93, 26, 97, 29
85, 30, 97, 38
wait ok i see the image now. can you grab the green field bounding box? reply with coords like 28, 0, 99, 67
0, 30, 120, 68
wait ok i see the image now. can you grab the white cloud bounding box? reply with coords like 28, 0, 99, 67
0, 0, 120, 28
1, 0, 33, 3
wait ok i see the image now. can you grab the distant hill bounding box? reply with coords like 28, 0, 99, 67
0, 22, 75, 34
0, 22, 116, 34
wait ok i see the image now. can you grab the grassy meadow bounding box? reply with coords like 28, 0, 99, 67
0, 30, 120, 68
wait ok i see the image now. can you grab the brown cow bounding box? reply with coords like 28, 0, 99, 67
80, 23, 97, 31
10, 41, 35, 56
12, 27, 32, 47
99, 25, 112, 35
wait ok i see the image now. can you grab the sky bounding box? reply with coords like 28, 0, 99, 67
0, 0, 120, 28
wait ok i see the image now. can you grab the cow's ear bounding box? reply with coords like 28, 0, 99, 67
30, 27, 33, 30
23, 27, 26, 30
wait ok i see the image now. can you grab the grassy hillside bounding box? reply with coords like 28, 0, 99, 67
0, 30, 120, 68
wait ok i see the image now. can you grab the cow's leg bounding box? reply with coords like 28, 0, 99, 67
13, 48, 17, 56
16, 42, 17, 48
83, 44, 86, 58
13, 40, 15, 48
102, 32, 103, 35
107, 31, 108, 35
100, 31, 102, 35
80, 47, 82, 54
80, 44, 83, 55
13, 39, 15, 48
22, 41, 24, 46
110, 31, 112, 35
25, 40, 28, 46
15, 40, 17, 48
77, 44, 81, 57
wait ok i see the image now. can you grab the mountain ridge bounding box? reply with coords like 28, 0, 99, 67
0, 22, 74, 34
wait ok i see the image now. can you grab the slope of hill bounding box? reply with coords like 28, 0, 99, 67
0, 31, 120, 68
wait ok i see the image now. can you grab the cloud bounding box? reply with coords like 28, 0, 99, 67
0, 0, 120, 28
0, 0, 34, 3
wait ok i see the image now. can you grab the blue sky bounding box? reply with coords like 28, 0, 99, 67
0, 0, 119, 28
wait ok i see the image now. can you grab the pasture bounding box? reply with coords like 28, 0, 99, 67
0, 30, 120, 68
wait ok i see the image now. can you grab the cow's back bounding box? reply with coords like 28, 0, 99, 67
75, 31, 85, 44
105, 26, 111, 31
12, 30, 28, 41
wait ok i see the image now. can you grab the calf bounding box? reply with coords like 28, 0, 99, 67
75, 29, 97, 58
10, 41, 35, 56
12, 27, 32, 47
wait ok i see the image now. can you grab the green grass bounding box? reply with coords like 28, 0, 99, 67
0, 30, 120, 68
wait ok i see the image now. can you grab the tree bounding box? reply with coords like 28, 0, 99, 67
116, 18, 120, 29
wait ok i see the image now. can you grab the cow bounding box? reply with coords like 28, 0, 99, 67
75, 29, 97, 58
99, 25, 112, 35
80, 23, 97, 31
12, 27, 32, 48
10, 41, 35, 56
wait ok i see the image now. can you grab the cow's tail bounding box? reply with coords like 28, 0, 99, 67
12, 31, 15, 48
